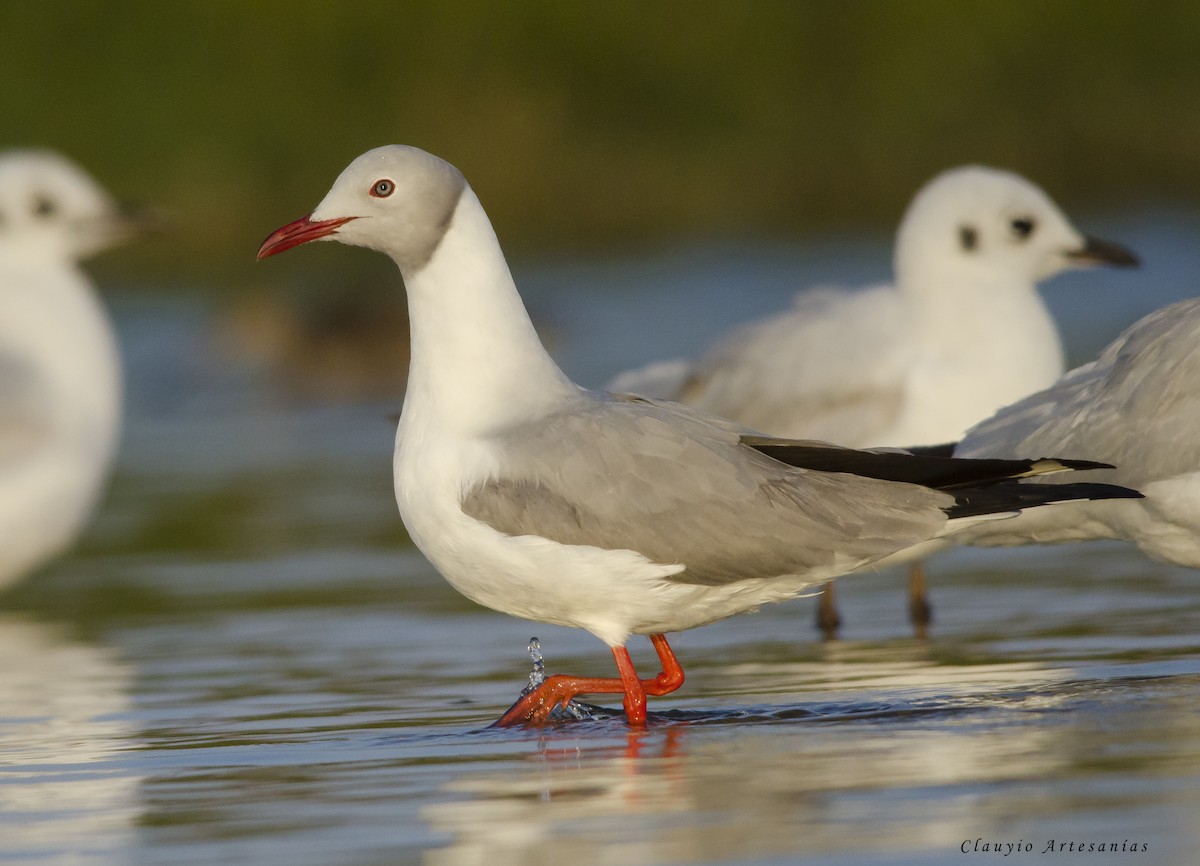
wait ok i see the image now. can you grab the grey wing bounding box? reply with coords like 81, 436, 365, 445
462, 393, 952, 586
678, 285, 911, 442
959, 298, 1200, 486
0, 353, 54, 470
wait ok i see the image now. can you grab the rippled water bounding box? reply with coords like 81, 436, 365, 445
3, 217, 1200, 865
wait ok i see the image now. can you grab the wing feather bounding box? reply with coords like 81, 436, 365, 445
462, 393, 952, 586
676, 285, 912, 441
0, 353, 54, 470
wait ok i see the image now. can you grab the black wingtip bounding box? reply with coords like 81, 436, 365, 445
743, 437, 1119, 492
1048, 458, 1116, 472
1044, 482, 1143, 502
946, 481, 1142, 520
907, 442, 958, 459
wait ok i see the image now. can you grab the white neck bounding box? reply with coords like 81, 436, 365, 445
884, 258, 1064, 444
898, 258, 1054, 344
397, 188, 577, 437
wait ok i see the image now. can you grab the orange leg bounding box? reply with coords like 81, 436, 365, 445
492, 633, 685, 727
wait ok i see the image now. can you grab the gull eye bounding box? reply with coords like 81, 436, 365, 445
32, 196, 57, 218
1009, 216, 1036, 241
370, 179, 395, 198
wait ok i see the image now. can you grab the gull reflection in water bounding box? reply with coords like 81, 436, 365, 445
421, 651, 1080, 865
0, 614, 138, 863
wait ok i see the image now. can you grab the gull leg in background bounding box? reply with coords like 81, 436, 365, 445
908, 561, 933, 640
816, 583, 842, 641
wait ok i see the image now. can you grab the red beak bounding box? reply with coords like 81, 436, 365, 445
256, 214, 357, 260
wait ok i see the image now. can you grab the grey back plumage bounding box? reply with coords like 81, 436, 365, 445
461, 392, 954, 586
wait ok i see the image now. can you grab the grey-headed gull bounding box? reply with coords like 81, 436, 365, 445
611, 166, 1138, 638
257, 146, 1139, 726
938, 297, 1200, 568
0, 151, 142, 590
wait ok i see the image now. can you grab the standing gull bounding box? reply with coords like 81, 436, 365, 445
257, 146, 1139, 726
611, 166, 1138, 637
0, 151, 141, 591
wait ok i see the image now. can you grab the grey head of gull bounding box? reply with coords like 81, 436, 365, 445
0, 150, 144, 590
258, 145, 1141, 726
937, 296, 1200, 569
611, 165, 1139, 640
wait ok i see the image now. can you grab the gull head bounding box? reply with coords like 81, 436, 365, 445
894, 165, 1138, 288
257, 145, 467, 273
0, 150, 141, 262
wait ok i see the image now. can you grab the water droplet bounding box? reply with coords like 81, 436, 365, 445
522, 637, 545, 695
516, 637, 612, 721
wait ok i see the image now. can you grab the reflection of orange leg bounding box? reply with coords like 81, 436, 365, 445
492, 633, 685, 728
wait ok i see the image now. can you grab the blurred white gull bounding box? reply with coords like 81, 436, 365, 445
0, 151, 138, 590
943, 297, 1200, 568
257, 145, 1139, 726
610, 166, 1138, 637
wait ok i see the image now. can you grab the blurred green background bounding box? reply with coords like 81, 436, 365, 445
3, 1, 1197, 287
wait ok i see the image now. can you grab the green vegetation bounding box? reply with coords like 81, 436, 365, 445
3, 2, 1197, 287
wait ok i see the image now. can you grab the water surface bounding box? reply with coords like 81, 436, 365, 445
3, 219, 1200, 865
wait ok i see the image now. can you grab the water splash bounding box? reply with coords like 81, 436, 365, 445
522, 637, 545, 695
518, 637, 609, 721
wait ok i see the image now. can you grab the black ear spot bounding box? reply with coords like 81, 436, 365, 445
959, 224, 978, 251
33, 196, 56, 218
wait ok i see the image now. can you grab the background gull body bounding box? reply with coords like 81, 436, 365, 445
0, 151, 136, 590
945, 297, 1200, 568
612, 166, 1139, 637
258, 145, 1139, 726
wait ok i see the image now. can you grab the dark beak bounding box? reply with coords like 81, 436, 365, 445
76, 201, 166, 258
116, 201, 170, 235
257, 214, 357, 260
1067, 236, 1140, 268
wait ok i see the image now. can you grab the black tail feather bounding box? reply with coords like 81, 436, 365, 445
946, 480, 1143, 520
905, 441, 958, 459
742, 436, 1113, 491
